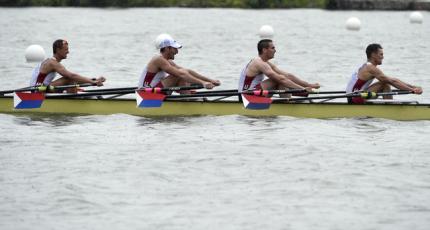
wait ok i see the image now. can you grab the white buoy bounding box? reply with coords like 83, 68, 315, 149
410, 11, 423, 24
258, 25, 274, 39
155, 33, 173, 49
345, 17, 361, 31
25, 44, 45, 62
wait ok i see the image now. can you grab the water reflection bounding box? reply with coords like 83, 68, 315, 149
11, 114, 81, 127
135, 116, 197, 126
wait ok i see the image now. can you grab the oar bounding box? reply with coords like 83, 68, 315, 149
1, 83, 95, 95
82, 86, 137, 93
44, 85, 204, 98
308, 89, 404, 95
189, 89, 238, 95
136, 85, 205, 108
11, 85, 204, 110
167, 88, 306, 98
273, 90, 414, 102
0, 86, 33, 95
170, 89, 367, 99
167, 88, 306, 110
138, 87, 303, 108
269, 89, 406, 98
11, 83, 96, 109
164, 88, 305, 109
81, 84, 208, 93
80, 88, 384, 97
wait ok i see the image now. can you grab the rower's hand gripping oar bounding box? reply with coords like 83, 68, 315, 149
12, 83, 96, 109
135, 85, 204, 108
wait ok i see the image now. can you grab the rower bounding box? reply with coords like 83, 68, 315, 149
138, 37, 220, 92
30, 39, 106, 93
346, 43, 423, 104
238, 39, 319, 97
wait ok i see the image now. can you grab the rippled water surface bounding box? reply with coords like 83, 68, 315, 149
1, 8, 430, 230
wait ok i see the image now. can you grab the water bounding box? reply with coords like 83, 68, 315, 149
1, 8, 430, 230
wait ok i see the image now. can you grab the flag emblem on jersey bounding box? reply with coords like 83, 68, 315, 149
241, 94, 272, 110
135, 90, 166, 108
13, 92, 45, 109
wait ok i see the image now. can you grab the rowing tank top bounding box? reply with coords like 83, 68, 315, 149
238, 60, 265, 92
138, 66, 168, 88
29, 59, 56, 86
346, 62, 374, 93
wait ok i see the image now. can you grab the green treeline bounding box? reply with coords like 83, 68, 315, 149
0, 0, 329, 8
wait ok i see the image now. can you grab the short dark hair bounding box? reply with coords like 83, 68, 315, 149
366, 43, 382, 59
257, 39, 272, 55
53, 39, 68, 54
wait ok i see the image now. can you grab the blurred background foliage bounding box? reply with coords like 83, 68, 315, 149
0, 0, 328, 8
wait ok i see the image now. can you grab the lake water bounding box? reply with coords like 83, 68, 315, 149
0, 7, 429, 230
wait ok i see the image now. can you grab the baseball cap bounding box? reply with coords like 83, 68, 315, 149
159, 37, 182, 49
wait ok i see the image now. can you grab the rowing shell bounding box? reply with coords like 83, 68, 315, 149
1, 95, 429, 121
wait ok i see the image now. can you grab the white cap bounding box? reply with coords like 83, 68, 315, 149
159, 37, 182, 49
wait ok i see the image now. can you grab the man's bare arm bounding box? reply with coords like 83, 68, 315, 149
53, 62, 104, 85
269, 62, 319, 88
258, 62, 307, 90
371, 67, 421, 93
159, 59, 214, 88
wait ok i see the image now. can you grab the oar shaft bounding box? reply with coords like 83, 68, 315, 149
0, 86, 33, 94
168, 89, 305, 99
275, 94, 353, 102
53, 83, 94, 90
78, 88, 408, 96
311, 90, 346, 94
190, 89, 238, 95
285, 89, 404, 95
0, 83, 95, 95
83, 87, 137, 92
83, 84, 205, 93
159, 84, 203, 92
21, 86, 414, 100
46, 85, 206, 98
297, 89, 405, 95
376, 90, 412, 96
172, 88, 306, 98
167, 92, 240, 98
46, 90, 136, 98
274, 90, 413, 102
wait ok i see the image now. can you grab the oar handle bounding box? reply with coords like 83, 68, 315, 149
359, 90, 413, 99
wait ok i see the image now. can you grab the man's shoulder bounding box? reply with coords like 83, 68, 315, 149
152, 55, 171, 64
249, 57, 268, 67
359, 63, 383, 79
251, 57, 264, 63
362, 63, 379, 73
149, 55, 175, 71
41, 58, 62, 69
